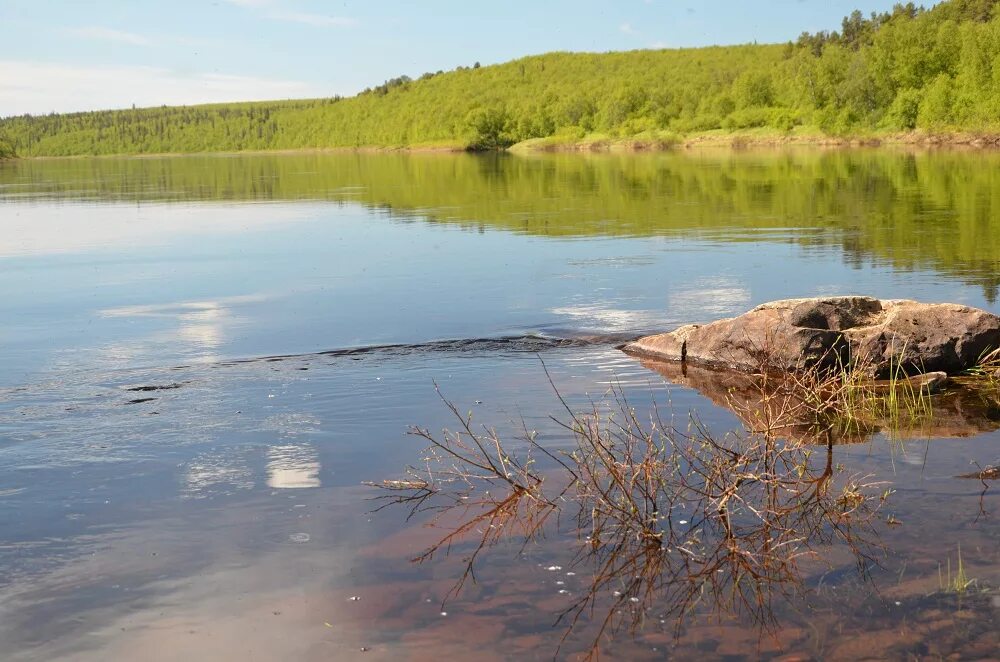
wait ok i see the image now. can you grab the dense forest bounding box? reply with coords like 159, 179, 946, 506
3, 0, 1000, 156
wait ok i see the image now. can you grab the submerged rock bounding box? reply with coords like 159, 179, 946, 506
957, 466, 1000, 480
624, 296, 1000, 377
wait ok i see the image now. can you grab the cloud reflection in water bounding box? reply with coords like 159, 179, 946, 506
266, 444, 321, 489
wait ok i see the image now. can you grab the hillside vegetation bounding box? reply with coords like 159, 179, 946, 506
0, 136, 14, 159
3, 0, 1000, 156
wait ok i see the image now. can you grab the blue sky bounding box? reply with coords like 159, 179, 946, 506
2, 0, 905, 116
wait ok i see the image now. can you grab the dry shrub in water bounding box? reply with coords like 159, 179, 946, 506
370, 362, 889, 658
368, 383, 563, 600
549, 377, 885, 655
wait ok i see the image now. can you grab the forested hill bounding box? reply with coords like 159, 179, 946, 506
4, 0, 1000, 157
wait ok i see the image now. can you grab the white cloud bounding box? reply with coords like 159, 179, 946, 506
221, 0, 358, 28
267, 11, 358, 28
0, 60, 325, 115
62, 26, 152, 46
619, 22, 636, 35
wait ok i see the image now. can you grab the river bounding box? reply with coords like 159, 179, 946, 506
0, 149, 997, 660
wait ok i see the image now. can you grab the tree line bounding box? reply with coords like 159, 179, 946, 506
2, 0, 1000, 156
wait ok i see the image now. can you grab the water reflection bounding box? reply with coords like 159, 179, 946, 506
668, 277, 752, 321
266, 444, 321, 489
554, 441, 882, 657
372, 383, 889, 658
183, 447, 255, 499
7, 150, 1000, 298
638, 357, 1000, 444
184, 433, 322, 495
100, 295, 267, 361
0, 202, 312, 258
549, 303, 665, 332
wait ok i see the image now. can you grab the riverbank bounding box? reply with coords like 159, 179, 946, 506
14, 143, 468, 161
512, 128, 1000, 153
11, 128, 1000, 161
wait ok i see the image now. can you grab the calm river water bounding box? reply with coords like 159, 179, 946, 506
0, 150, 997, 660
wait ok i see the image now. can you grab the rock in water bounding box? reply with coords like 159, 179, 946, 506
623, 296, 1000, 377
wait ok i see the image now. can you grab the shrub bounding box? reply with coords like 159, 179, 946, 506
881, 88, 922, 130
918, 74, 955, 129
619, 116, 659, 136
733, 71, 776, 108
815, 106, 861, 135
722, 107, 771, 129
670, 114, 723, 132
466, 106, 516, 150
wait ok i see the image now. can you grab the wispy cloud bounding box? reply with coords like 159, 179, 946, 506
62, 26, 152, 46
621, 21, 660, 45
0, 60, 324, 116
222, 0, 358, 28
266, 11, 358, 28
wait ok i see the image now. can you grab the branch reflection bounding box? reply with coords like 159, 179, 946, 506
371, 375, 890, 658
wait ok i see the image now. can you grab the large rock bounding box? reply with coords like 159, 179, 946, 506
623, 296, 1000, 377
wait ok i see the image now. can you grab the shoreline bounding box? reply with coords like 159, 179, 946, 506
514, 129, 1000, 153
16, 144, 468, 161
9, 130, 1000, 161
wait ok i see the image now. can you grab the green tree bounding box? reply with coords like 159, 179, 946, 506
918, 74, 956, 128
733, 71, 776, 108
467, 106, 514, 150
882, 88, 922, 129
0, 135, 15, 159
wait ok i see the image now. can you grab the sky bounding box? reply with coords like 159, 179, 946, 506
1, 0, 907, 116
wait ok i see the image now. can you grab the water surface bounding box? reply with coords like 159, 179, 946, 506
0, 150, 997, 660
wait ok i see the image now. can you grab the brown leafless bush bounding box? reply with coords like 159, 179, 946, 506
370, 362, 889, 659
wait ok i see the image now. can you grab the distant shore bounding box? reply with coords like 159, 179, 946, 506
8, 129, 1000, 161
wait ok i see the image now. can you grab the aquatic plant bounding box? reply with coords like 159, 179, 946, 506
692, 336, 939, 445
817, 346, 935, 440
938, 544, 976, 594
964, 345, 1000, 382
